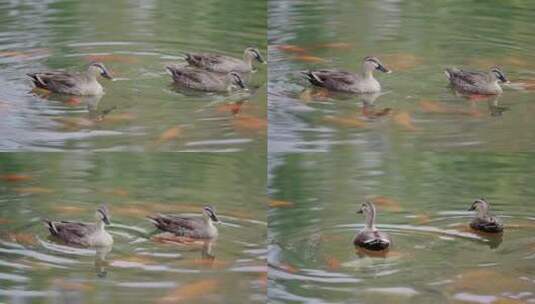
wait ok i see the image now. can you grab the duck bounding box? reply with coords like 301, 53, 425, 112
44, 205, 113, 247
147, 206, 221, 239
185, 47, 265, 73
444, 67, 509, 95
468, 198, 504, 233
353, 201, 392, 251
27, 62, 113, 96
302, 56, 391, 93
166, 66, 245, 92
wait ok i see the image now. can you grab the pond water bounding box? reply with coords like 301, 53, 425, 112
268, 0, 535, 303
0, 0, 266, 152
0, 153, 266, 303
268, 152, 535, 304
269, 0, 535, 153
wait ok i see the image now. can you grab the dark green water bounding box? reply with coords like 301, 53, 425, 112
0, 153, 266, 303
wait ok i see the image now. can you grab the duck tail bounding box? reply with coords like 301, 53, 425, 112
146, 214, 164, 226
301, 71, 323, 86
165, 66, 177, 77
43, 219, 58, 235
146, 215, 158, 223
27, 73, 45, 88
444, 68, 456, 81
183, 53, 200, 66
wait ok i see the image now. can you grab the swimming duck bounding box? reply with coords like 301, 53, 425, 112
28, 62, 113, 96
468, 198, 504, 233
148, 206, 221, 239
166, 66, 245, 92
185, 47, 265, 73
353, 201, 392, 251
44, 205, 113, 247
302, 56, 391, 93
444, 67, 509, 95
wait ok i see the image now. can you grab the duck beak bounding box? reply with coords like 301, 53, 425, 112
211, 214, 221, 224
101, 69, 113, 80
357, 209, 363, 214
103, 216, 111, 225
468, 206, 476, 211
377, 64, 391, 74
237, 78, 246, 89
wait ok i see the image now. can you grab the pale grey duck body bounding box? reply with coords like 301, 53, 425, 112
44, 205, 113, 247
302, 56, 391, 93
28, 62, 113, 96
148, 206, 220, 239
166, 66, 245, 92
444, 67, 508, 95
185, 47, 264, 73
468, 198, 504, 233
353, 201, 392, 251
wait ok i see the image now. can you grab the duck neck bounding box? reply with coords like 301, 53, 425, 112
365, 209, 377, 231
243, 53, 254, 68
96, 220, 106, 232
203, 215, 213, 227
361, 69, 374, 80
87, 67, 101, 81
476, 204, 490, 219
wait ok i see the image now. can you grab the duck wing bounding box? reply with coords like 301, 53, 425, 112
148, 214, 203, 233
27, 71, 80, 91
470, 217, 503, 233
446, 68, 487, 86
45, 220, 94, 245
354, 230, 391, 250
167, 67, 220, 86
311, 69, 357, 85
186, 53, 240, 69
166, 67, 202, 83
186, 53, 225, 65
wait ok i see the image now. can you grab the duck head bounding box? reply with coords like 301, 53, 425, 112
362, 56, 391, 74
244, 47, 265, 64
227, 72, 246, 90
202, 205, 221, 224
469, 198, 490, 218
88, 62, 113, 80
490, 67, 509, 84
357, 201, 377, 230
95, 205, 111, 225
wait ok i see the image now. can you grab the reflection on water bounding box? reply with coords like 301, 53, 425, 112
0, 153, 266, 303
0, 0, 266, 152
269, 0, 535, 153
268, 152, 535, 303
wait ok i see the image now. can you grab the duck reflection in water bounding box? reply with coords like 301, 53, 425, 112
29, 91, 117, 122
487, 96, 508, 117
84, 95, 117, 121
95, 245, 112, 278
452, 89, 509, 117
359, 92, 392, 120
